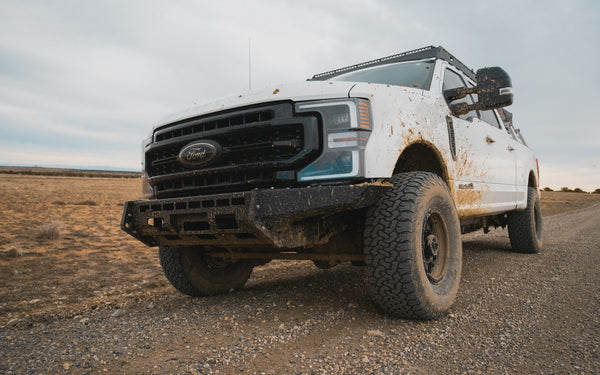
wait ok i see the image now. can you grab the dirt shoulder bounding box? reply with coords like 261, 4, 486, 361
1, 175, 599, 373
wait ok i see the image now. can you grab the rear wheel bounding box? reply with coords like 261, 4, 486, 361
159, 247, 253, 296
507, 187, 542, 253
364, 172, 462, 319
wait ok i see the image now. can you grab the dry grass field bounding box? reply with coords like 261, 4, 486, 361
1, 174, 599, 328
0, 174, 165, 327
539, 190, 600, 216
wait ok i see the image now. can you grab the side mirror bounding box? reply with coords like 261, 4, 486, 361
444, 67, 514, 116
476, 67, 513, 108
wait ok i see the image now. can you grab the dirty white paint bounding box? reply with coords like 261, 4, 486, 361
349, 59, 538, 217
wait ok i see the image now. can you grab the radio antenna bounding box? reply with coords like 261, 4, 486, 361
248, 37, 252, 91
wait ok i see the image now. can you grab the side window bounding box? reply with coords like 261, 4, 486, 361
478, 110, 501, 129
442, 69, 477, 121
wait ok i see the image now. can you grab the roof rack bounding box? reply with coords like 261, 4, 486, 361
309, 45, 476, 81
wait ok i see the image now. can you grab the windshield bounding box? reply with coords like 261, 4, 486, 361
330, 61, 435, 90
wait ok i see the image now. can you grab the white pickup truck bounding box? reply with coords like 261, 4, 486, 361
122, 46, 541, 319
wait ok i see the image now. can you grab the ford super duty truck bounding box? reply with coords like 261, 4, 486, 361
122, 46, 542, 319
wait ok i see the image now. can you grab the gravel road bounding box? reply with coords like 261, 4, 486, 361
1, 204, 599, 374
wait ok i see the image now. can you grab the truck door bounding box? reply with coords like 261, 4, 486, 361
442, 68, 517, 217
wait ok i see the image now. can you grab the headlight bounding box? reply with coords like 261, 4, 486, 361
295, 98, 371, 181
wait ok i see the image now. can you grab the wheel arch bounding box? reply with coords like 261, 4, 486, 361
528, 170, 538, 189
393, 142, 450, 187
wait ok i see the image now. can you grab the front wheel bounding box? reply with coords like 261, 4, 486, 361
159, 247, 254, 296
507, 187, 542, 253
364, 172, 462, 319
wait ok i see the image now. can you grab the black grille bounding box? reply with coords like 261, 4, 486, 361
155, 109, 274, 142
146, 102, 321, 198
148, 125, 304, 176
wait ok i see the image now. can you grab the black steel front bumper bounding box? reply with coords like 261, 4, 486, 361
121, 183, 390, 249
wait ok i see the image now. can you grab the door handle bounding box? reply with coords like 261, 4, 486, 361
485, 136, 495, 144
507, 146, 515, 152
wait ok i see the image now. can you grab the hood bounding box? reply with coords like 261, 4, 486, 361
155, 81, 358, 128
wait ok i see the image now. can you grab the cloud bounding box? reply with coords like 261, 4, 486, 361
540, 162, 600, 192
0, 139, 139, 170
0, 0, 598, 193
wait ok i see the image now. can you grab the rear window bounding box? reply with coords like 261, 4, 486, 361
330, 61, 435, 90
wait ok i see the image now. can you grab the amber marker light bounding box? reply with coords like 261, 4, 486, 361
358, 100, 371, 129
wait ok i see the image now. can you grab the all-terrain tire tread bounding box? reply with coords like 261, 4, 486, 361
364, 172, 461, 319
507, 187, 542, 253
159, 246, 203, 296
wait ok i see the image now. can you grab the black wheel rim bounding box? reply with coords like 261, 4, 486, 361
422, 210, 449, 284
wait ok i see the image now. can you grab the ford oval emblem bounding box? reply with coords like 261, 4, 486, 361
178, 140, 221, 168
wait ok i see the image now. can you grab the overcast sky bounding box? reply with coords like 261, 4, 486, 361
1, 0, 598, 190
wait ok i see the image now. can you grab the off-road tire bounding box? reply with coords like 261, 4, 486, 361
158, 247, 253, 296
507, 187, 542, 253
364, 172, 462, 319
